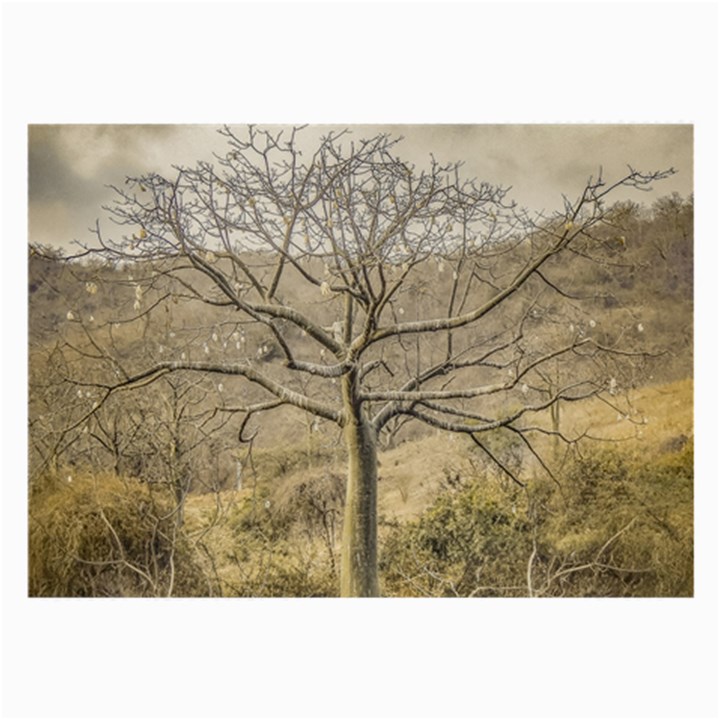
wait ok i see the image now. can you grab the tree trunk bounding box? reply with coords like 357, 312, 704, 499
173, 480, 187, 529
340, 376, 379, 597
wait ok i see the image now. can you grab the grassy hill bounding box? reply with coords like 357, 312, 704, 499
27, 193, 694, 597
159, 377, 692, 597
29, 377, 693, 597
183, 376, 692, 520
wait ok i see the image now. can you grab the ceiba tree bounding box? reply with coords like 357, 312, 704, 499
77, 126, 670, 596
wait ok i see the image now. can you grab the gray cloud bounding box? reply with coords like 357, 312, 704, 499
28, 124, 692, 250
28, 125, 194, 247
28, 126, 81, 205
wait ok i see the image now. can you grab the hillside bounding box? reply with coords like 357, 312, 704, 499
172, 376, 694, 597
28, 192, 693, 467
27, 189, 694, 597
185, 376, 693, 523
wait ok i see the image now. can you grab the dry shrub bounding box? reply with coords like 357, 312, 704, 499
208, 484, 341, 597
251, 441, 344, 483
539, 440, 693, 597
273, 471, 345, 541
29, 472, 209, 597
220, 541, 338, 597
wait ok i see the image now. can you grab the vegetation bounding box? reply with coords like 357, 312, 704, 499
29, 415, 692, 598
29, 473, 208, 597
27, 127, 693, 597
381, 440, 692, 597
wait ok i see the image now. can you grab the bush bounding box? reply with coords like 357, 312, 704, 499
537, 442, 693, 597
193, 462, 346, 597
220, 543, 338, 597
251, 442, 344, 482
380, 477, 530, 597
217, 488, 340, 597
273, 471, 345, 542
29, 473, 209, 597
380, 441, 693, 598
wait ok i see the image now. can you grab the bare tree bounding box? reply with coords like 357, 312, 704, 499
64, 126, 671, 596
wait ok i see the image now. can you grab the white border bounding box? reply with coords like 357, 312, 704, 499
2, 2, 719, 719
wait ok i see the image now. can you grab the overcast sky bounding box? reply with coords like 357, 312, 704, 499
28, 124, 693, 250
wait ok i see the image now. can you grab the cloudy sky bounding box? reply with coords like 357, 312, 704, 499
28, 124, 692, 251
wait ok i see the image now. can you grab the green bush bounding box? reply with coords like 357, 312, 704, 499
380, 441, 693, 597
381, 478, 530, 597
537, 442, 693, 597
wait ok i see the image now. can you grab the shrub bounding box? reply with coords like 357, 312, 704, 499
528, 441, 693, 597
29, 473, 209, 597
221, 543, 338, 597
273, 472, 345, 542
251, 442, 344, 482
380, 477, 530, 597
380, 441, 693, 598
215, 488, 340, 597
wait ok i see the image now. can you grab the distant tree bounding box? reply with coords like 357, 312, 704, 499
62, 126, 672, 596
85, 374, 237, 525
650, 192, 694, 294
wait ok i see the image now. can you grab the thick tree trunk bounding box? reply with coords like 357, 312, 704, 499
340, 375, 379, 597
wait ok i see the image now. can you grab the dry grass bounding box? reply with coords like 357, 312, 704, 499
558, 377, 693, 449
185, 377, 694, 527
29, 472, 209, 597
31, 377, 691, 596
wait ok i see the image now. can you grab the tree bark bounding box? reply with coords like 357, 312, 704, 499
340, 374, 379, 597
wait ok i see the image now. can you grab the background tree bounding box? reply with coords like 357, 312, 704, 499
62, 126, 671, 596
27, 257, 240, 542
